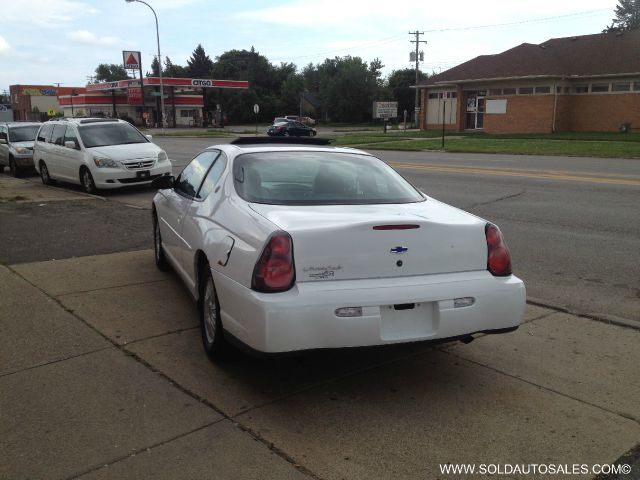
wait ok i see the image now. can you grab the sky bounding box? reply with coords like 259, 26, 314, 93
0, 0, 618, 92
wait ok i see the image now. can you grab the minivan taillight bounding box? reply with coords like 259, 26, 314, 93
485, 223, 512, 276
252, 232, 295, 292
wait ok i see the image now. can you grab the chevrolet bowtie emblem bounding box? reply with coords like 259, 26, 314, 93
390, 246, 408, 254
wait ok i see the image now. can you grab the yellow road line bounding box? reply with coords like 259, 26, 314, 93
388, 162, 640, 186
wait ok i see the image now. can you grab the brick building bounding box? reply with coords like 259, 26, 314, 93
417, 30, 640, 134
9, 85, 84, 121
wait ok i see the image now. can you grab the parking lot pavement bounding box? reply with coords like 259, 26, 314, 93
3, 249, 639, 479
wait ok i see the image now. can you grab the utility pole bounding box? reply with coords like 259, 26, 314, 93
409, 31, 427, 128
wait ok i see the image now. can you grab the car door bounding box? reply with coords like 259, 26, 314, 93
157, 150, 219, 279
0, 126, 8, 166
58, 125, 83, 182
179, 150, 227, 279
48, 124, 68, 180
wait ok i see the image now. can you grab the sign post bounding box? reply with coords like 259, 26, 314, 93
253, 104, 259, 135
373, 101, 398, 133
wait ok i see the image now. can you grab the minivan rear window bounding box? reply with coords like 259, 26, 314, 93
233, 151, 425, 205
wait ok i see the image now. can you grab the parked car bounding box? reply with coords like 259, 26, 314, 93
151, 137, 525, 361
33, 118, 172, 194
298, 116, 316, 126
0, 122, 41, 177
267, 121, 317, 137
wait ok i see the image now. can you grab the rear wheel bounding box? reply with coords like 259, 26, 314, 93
80, 167, 98, 194
153, 212, 169, 271
199, 264, 228, 362
39, 161, 52, 185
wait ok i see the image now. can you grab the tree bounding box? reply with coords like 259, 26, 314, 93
94, 64, 129, 83
164, 57, 188, 78
187, 44, 214, 78
306, 56, 387, 123
604, 0, 640, 32
387, 68, 428, 119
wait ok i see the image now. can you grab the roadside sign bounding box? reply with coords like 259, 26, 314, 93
373, 101, 398, 119
47, 108, 56, 116
123, 50, 141, 70
253, 104, 259, 115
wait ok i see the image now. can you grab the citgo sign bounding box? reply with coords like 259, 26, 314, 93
191, 79, 213, 87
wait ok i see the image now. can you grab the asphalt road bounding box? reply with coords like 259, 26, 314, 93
150, 138, 640, 324
7, 136, 639, 323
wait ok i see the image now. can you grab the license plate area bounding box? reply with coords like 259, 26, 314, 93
380, 301, 436, 341
136, 170, 150, 179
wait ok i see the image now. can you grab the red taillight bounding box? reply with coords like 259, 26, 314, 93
252, 232, 295, 292
485, 223, 512, 276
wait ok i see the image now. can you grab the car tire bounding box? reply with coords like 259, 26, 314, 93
80, 167, 98, 194
199, 264, 228, 362
39, 161, 53, 185
153, 212, 170, 271
9, 157, 20, 178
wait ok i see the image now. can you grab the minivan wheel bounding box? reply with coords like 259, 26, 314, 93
199, 265, 228, 362
80, 167, 98, 194
40, 161, 52, 185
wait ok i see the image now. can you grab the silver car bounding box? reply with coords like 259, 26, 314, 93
0, 122, 41, 177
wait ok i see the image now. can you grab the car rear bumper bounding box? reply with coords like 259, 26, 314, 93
214, 270, 526, 353
92, 164, 173, 189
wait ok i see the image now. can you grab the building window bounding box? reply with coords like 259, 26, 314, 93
428, 93, 438, 99
573, 85, 589, 93
612, 83, 630, 92
633, 82, 640, 91
556, 86, 563, 93
535, 86, 551, 94
450, 92, 457, 98
518, 87, 534, 95
591, 83, 609, 93
502, 87, 516, 95
489, 88, 502, 95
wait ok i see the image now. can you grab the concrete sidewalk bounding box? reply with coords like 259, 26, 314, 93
1, 249, 638, 479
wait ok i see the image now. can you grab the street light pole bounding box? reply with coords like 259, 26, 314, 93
126, 0, 165, 134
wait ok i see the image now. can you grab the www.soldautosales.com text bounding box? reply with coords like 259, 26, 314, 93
439, 463, 632, 476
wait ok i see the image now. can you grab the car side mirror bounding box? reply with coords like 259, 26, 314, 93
146, 134, 153, 141
151, 174, 175, 189
0, 138, 6, 144
64, 140, 78, 149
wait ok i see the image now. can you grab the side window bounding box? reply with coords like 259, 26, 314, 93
51, 125, 67, 146
64, 127, 79, 149
197, 152, 227, 200
174, 150, 218, 198
0, 127, 6, 141
37, 124, 53, 142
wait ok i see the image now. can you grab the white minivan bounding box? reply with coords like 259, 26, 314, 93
33, 118, 172, 193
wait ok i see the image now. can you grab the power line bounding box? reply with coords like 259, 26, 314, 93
423, 8, 610, 33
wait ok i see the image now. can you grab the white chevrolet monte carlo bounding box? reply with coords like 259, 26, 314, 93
152, 138, 525, 361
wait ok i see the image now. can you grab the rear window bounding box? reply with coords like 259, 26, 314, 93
78, 123, 148, 148
9, 125, 40, 142
233, 151, 425, 205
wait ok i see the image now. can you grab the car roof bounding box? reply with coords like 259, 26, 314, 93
46, 117, 126, 126
4, 122, 41, 127
212, 138, 371, 157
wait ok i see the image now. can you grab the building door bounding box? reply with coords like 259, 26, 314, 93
465, 92, 485, 129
